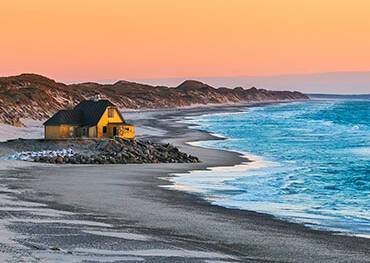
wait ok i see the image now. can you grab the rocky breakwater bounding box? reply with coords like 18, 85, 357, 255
19, 138, 200, 164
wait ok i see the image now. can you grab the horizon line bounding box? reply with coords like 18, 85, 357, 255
2, 69, 370, 84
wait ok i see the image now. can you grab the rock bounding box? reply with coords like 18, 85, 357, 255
26, 137, 200, 165
56, 156, 64, 164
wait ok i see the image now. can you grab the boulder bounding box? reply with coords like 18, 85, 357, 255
56, 156, 64, 164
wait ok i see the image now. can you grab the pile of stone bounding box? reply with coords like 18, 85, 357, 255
32, 137, 200, 164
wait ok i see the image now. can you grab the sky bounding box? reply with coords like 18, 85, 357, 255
0, 0, 370, 92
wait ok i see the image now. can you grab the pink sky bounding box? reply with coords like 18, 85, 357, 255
1, 0, 370, 92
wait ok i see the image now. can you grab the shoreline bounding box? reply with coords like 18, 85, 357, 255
140, 104, 370, 243
0, 101, 369, 262
131, 104, 370, 244
164, 104, 369, 239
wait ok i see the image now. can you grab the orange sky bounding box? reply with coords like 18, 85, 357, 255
1, 0, 370, 82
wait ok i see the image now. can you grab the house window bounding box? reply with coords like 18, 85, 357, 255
108, 108, 114, 118
103, 126, 107, 133
69, 127, 75, 137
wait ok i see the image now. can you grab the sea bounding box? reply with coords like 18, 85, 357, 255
171, 95, 370, 237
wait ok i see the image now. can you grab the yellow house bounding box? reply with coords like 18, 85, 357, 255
43, 98, 135, 140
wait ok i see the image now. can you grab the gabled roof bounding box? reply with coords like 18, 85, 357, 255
74, 99, 115, 126
44, 99, 123, 126
43, 110, 83, 125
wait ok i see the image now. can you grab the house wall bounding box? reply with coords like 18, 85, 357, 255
106, 123, 135, 139
45, 125, 78, 139
120, 124, 135, 139
96, 107, 125, 138
88, 126, 97, 137
45, 125, 60, 140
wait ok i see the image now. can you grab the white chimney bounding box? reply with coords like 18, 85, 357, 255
93, 93, 101, 102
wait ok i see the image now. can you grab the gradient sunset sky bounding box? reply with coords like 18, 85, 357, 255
1, 0, 370, 85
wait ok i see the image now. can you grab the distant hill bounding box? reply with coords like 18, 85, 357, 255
136, 71, 370, 94
0, 73, 308, 126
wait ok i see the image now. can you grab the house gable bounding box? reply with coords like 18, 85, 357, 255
96, 107, 124, 138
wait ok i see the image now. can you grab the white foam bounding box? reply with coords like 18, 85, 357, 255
351, 147, 370, 158
211, 152, 272, 172
187, 110, 247, 120
164, 149, 272, 194
209, 132, 228, 139
187, 137, 273, 172
353, 233, 370, 239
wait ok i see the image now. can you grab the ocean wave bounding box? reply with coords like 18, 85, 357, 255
172, 99, 370, 237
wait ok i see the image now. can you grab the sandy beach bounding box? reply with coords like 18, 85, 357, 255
0, 104, 369, 262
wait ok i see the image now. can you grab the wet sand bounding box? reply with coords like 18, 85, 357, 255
0, 104, 369, 262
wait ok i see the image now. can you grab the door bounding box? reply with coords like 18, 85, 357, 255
113, 126, 117, 136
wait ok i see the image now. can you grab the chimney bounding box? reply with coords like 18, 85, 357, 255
93, 92, 101, 102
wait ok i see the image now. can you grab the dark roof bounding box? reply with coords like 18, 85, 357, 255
43, 110, 83, 125
74, 99, 115, 126
44, 99, 122, 126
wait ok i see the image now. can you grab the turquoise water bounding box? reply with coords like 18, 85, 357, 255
175, 98, 370, 236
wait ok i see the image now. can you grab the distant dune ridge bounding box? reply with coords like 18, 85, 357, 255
0, 73, 308, 126
136, 71, 370, 94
